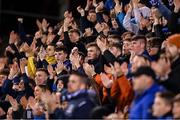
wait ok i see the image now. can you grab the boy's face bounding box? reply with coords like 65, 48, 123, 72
152, 96, 172, 117
173, 102, 180, 119
57, 80, 64, 91
46, 45, 55, 57
55, 51, 67, 62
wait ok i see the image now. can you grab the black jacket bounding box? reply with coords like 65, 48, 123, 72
52, 89, 96, 119
160, 57, 180, 94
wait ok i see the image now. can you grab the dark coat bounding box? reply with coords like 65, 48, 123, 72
160, 57, 180, 94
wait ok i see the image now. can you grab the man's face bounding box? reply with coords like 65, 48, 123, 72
131, 40, 144, 55
148, 47, 159, 56
34, 86, 43, 100
18, 80, 25, 91
46, 45, 55, 57
69, 32, 79, 43
67, 74, 81, 93
55, 51, 67, 62
166, 43, 179, 60
131, 56, 149, 72
87, 46, 100, 60
123, 41, 131, 55
88, 12, 96, 23
0, 75, 7, 87
109, 47, 121, 57
132, 75, 150, 93
57, 80, 64, 91
35, 71, 47, 85
173, 102, 180, 119
111, 18, 118, 29
153, 96, 171, 117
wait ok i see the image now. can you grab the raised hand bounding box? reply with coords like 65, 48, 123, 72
83, 63, 96, 77
95, 1, 104, 13
20, 96, 28, 109
55, 62, 64, 74
20, 58, 28, 73
8, 62, 20, 79
93, 0, 98, 7
28, 96, 36, 110
6, 46, 15, 54
96, 35, 108, 53
100, 73, 113, 88
36, 19, 42, 30
47, 65, 55, 79
174, 0, 180, 12
77, 6, 85, 16
85, 0, 93, 11
8, 96, 19, 111
42, 18, 49, 32
114, 2, 123, 14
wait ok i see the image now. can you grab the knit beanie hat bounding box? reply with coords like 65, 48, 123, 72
167, 34, 180, 48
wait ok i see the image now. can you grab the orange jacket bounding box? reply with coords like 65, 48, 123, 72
94, 74, 134, 111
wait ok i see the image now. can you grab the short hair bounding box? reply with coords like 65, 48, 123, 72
36, 68, 49, 75
0, 69, 9, 76
147, 37, 162, 48
131, 35, 147, 47
109, 43, 123, 51
88, 9, 96, 14
108, 34, 121, 41
123, 38, 132, 42
131, 35, 146, 42
36, 85, 49, 92
69, 29, 80, 36
121, 31, 135, 39
55, 46, 68, 54
174, 94, 180, 103
86, 42, 100, 51
70, 71, 88, 86
156, 91, 175, 105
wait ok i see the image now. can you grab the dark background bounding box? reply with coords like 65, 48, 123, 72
0, 0, 86, 52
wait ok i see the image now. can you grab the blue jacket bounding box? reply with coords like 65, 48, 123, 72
129, 83, 162, 119
57, 89, 96, 119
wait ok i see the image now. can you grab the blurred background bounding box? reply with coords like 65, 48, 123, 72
0, 0, 86, 51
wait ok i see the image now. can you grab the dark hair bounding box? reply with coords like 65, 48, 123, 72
131, 35, 147, 48
109, 43, 123, 51
156, 91, 175, 105
36, 68, 49, 75
55, 46, 68, 54
131, 35, 146, 42
69, 29, 80, 36
147, 37, 162, 48
70, 71, 88, 86
0, 69, 9, 76
145, 32, 156, 39
108, 34, 121, 41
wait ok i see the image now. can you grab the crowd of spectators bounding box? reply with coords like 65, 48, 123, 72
0, 0, 180, 119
